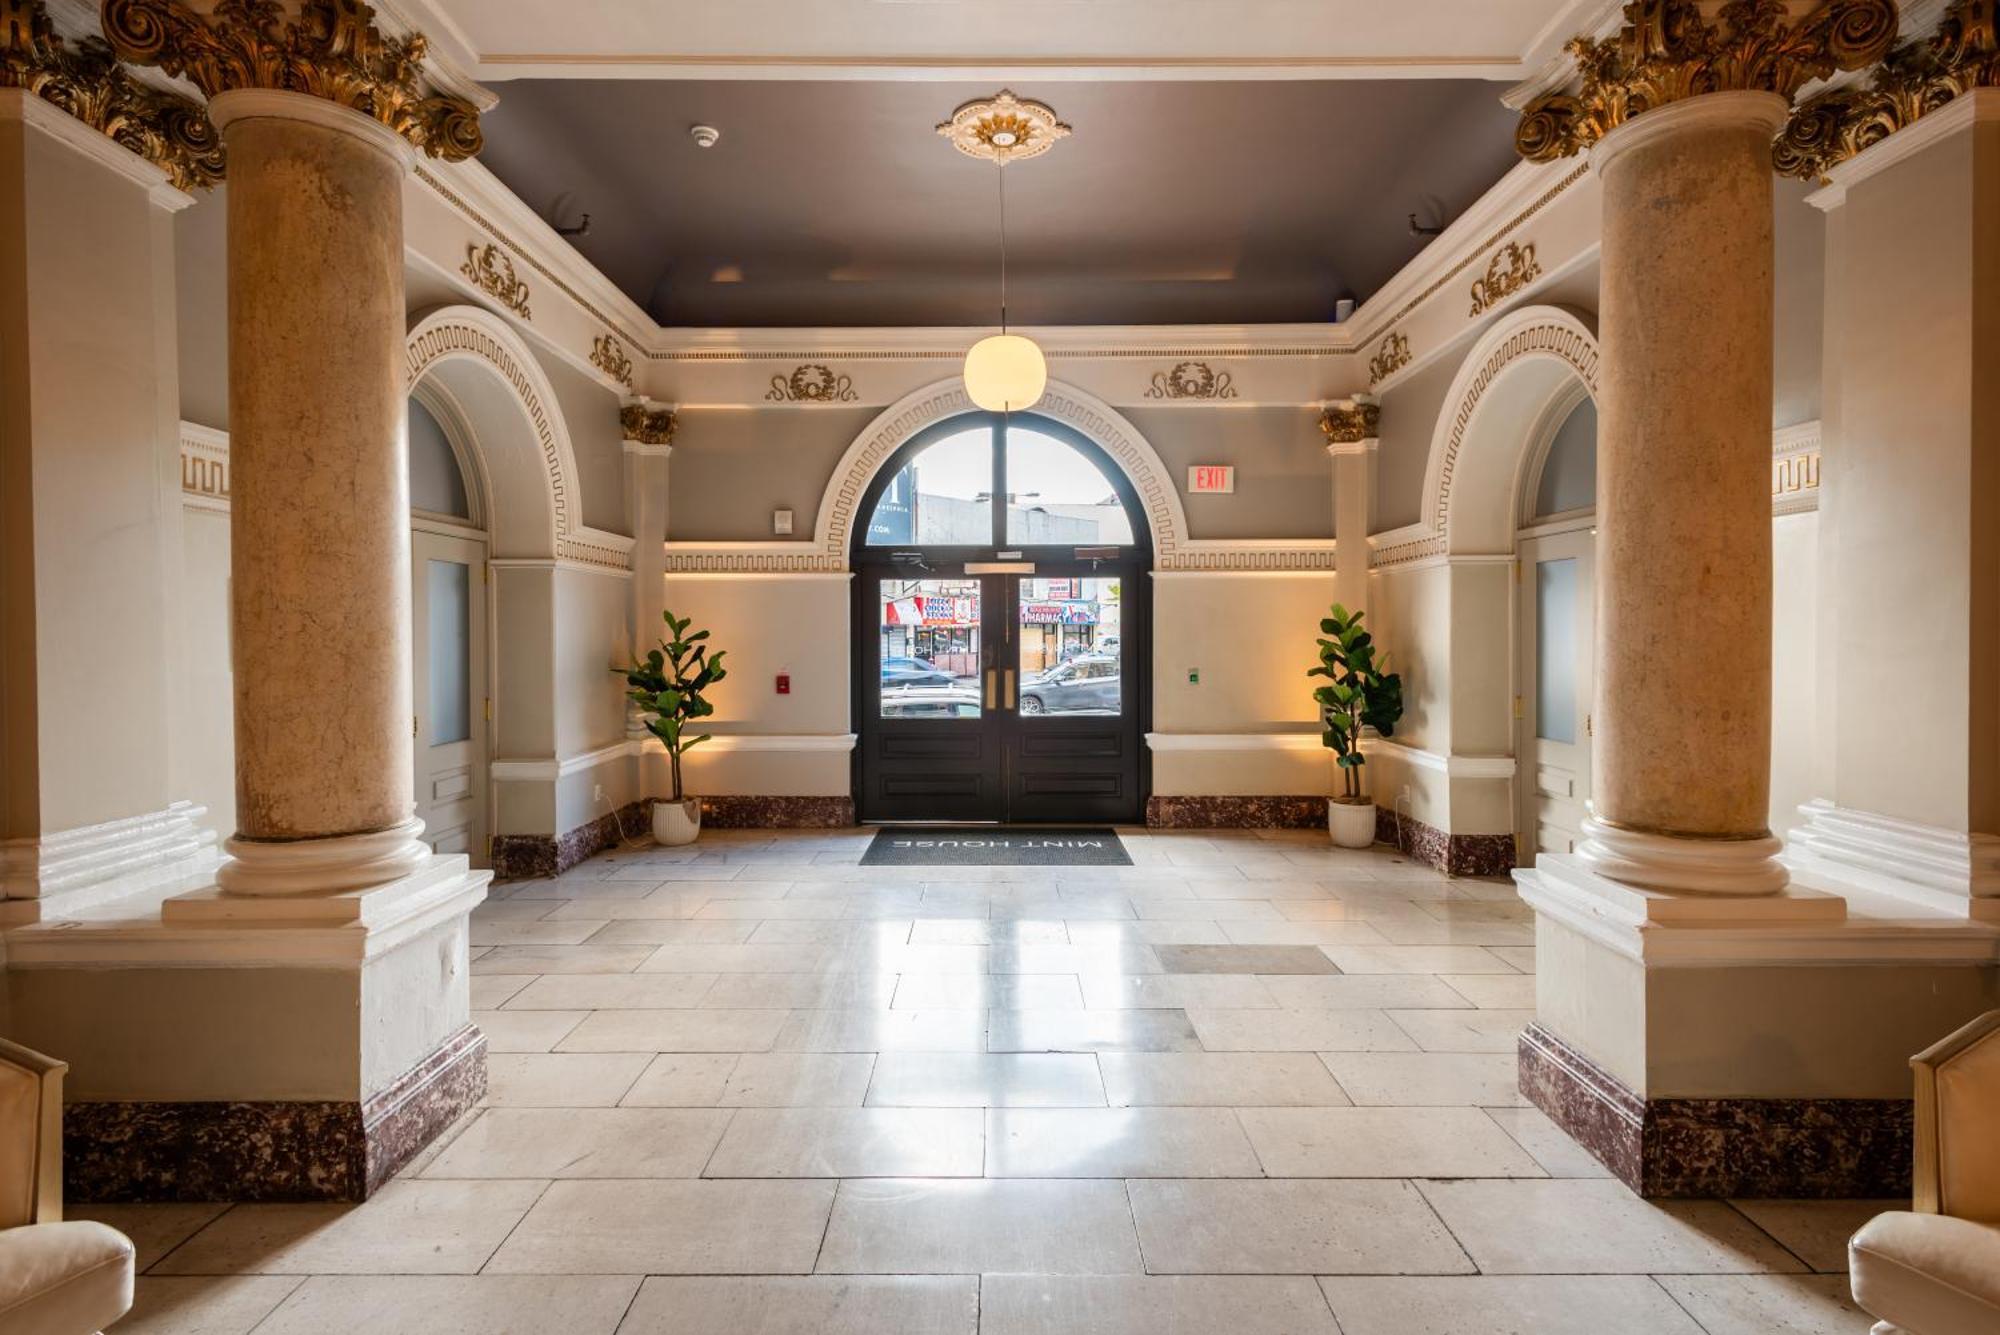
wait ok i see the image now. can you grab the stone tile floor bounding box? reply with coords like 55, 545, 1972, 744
88, 827, 1897, 1333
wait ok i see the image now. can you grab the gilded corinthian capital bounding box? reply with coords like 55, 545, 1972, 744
1319, 399, 1381, 445
1516, 0, 1900, 162
2, 0, 223, 189
100, 0, 480, 160
620, 402, 678, 447
1777, 0, 1999, 178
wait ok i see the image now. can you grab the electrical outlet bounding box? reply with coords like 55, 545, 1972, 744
594, 783, 606, 805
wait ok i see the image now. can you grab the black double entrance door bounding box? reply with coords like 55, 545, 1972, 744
854, 563, 1146, 824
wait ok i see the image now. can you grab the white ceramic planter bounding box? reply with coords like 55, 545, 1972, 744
652, 798, 702, 846
1327, 798, 1376, 849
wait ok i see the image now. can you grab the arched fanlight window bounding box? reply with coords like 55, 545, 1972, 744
862, 414, 1141, 552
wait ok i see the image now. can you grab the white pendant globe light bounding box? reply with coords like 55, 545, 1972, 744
963, 152, 1046, 412
964, 332, 1046, 412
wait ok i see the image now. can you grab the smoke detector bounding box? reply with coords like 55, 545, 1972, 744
689, 124, 720, 149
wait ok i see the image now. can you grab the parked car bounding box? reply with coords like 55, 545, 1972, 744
879, 686, 984, 719
1019, 654, 1121, 715
880, 655, 955, 689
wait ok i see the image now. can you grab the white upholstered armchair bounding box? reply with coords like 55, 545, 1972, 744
0, 1039, 134, 1335
1849, 1009, 2000, 1335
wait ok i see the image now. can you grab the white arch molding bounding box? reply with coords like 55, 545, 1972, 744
405, 305, 631, 569
660, 376, 1340, 573
1373, 305, 1600, 567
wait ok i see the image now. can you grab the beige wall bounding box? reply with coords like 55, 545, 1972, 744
668, 407, 875, 542
1773, 177, 1825, 430
1151, 573, 1332, 735
174, 506, 235, 837
530, 344, 630, 537
1822, 117, 1999, 836
173, 186, 228, 431
1374, 349, 1463, 534
1126, 406, 1332, 540
1770, 509, 1819, 836
0, 109, 184, 839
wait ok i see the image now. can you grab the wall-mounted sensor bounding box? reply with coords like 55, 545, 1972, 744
773, 508, 793, 536
1334, 297, 1356, 323
690, 124, 721, 148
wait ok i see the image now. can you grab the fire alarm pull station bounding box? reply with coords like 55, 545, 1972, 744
776, 674, 791, 695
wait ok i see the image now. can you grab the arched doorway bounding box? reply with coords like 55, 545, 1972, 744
851, 411, 1152, 823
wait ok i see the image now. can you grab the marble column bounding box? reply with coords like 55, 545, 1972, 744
621, 400, 676, 747
1321, 398, 1378, 620
207, 92, 427, 896
1579, 91, 1792, 896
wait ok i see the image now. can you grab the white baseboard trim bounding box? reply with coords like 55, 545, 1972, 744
1785, 799, 2000, 921
1362, 737, 1517, 780
495, 734, 861, 783
0, 801, 221, 921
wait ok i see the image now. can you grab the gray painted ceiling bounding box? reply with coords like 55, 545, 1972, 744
476, 79, 1522, 327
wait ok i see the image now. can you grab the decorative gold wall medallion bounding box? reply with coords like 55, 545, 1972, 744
936, 89, 1071, 163
101, 0, 481, 160
1469, 242, 1542, 316
462, 242, 530, 319
1145, 361, 1237, 400
1367, 332, 1412, 387
590, 334, 633, 387
767, 364, 857, 403
1778, 0, 2000, 179
1319, 399, 1381, 445
619, 402, 677, 446
1, 0, 223, 190
1515, 0, 1898, 163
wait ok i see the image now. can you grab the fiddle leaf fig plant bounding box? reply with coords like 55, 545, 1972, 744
623, 609, 728, 803
1308, 602, 1403, 804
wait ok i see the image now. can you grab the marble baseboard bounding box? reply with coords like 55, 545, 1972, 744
1376, 807, 1517, 877
696, 795, 856, 829
492, 803, 649, 879
65, 1025, 487, 1203
1145, 796, 1327, 829
1519, 1022, 1913, 1199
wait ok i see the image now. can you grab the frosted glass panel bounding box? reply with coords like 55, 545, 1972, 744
1535, 557, 1578, 745
428, 559, 471, 745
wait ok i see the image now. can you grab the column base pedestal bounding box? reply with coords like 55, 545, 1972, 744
63, 1024, 487, 1203
1516, 853, 1998, 1197
1518, 1021, 1912, 1198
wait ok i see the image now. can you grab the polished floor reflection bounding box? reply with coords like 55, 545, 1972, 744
88, 828, 1890, 1333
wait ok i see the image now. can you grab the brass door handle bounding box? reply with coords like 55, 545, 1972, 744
1004, 668, 1016, 709
984, 668, 997, 710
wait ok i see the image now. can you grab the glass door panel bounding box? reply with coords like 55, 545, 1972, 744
1016, 576, 1122, 716
876, 577, 984, 719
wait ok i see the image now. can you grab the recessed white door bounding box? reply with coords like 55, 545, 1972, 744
1517, 528, 1594, 862
411, 529, 488, 864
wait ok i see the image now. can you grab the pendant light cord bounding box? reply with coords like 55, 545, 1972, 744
996, 160, 1009, 335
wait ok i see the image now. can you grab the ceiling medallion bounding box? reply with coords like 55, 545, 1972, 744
936, 89, 1071, 164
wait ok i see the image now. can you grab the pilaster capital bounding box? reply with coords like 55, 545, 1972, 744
1320, 397, 1380, 453
1778, 0, 2000, 180
1515, 0, 1899, 164
1, 0, 221, 190
620, 398, 677, 453
100, 0, 480, 162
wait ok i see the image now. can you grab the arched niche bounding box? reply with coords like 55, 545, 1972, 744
817, 377, 1189, 565
1422, 304, 1601, 554
405, 305, 582, 562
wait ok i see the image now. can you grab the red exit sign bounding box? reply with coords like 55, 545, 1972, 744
1188, 465, 1235, 494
